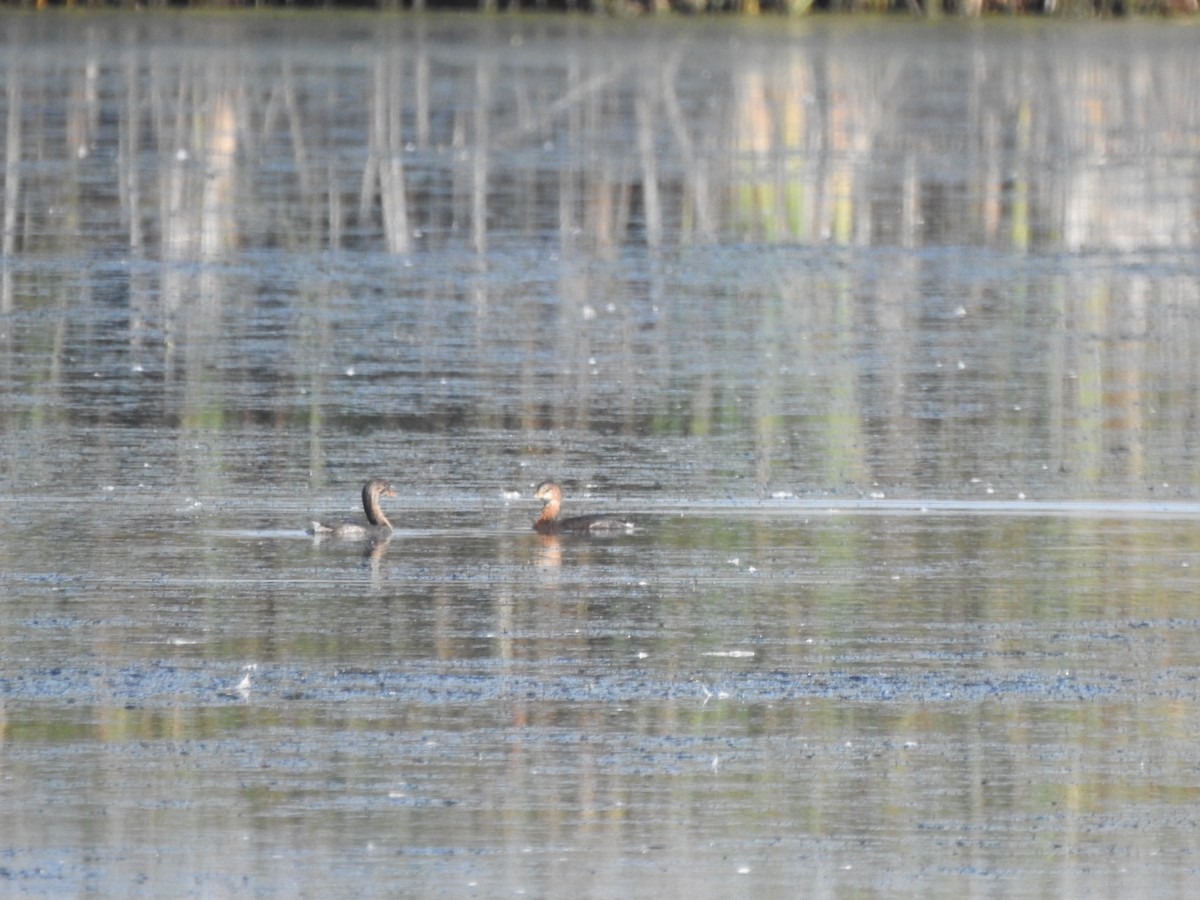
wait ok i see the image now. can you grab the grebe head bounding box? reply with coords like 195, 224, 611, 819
364, 479, 397, 500
534, 481, 562, 504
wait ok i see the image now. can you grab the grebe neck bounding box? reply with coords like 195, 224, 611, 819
363, 485, 393, 529
536, 497, 561, 527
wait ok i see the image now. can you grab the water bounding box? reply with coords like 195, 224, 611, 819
3, 12, 1200, 896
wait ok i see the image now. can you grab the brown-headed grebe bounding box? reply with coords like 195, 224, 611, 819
533, 481, 634, 536
308, 479, 397, 537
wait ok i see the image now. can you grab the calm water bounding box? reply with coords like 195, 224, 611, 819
3, 11, 1200, 897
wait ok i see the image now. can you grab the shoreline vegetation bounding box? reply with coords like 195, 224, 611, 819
5, 0, 1199, 19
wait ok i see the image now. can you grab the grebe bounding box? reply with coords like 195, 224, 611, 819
308, 479, 396, 537
533, 481, 634, 536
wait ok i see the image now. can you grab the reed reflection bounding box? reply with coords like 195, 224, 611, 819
0, 17, 1197, 501
2, 20, 1195, 259
13, 23, 1190, 258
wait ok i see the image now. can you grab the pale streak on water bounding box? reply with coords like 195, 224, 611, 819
2, 12, 1200, 897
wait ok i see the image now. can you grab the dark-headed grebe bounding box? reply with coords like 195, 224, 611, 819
308, 479, 396, 537
533, 481, 634, 536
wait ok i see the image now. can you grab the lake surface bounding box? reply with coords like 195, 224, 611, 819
3, 11, 1200, 896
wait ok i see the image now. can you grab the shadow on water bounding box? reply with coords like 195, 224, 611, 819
2, 12, 1200, 897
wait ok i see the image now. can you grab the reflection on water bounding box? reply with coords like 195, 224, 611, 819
2, 17, 1199, 498
2, 13, 1200, 897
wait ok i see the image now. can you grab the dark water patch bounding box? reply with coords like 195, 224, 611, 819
0, 656, 1130, 718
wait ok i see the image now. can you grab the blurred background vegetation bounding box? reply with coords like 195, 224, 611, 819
5, 0, 1197, 20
